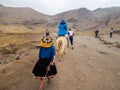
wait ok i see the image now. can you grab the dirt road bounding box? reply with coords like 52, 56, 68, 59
0, 35, 120, 90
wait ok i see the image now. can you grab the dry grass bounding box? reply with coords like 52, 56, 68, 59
0, 34, 30, 47
75, 30, 94, 36
0, 24, 47, 33
0, 25, 48, 46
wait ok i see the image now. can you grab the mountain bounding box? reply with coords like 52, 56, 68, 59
49, 7, 120, 31
0, 5, 120, 33
0, 6, 48, 25
0, 5, 50, 33
94, 7, 120, 19
49, 8, 99, 30
93, 7, 120, 31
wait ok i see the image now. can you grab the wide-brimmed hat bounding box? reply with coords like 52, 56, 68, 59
40, 35, 54, 48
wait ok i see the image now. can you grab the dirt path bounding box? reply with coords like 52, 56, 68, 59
0, 35, 120, 90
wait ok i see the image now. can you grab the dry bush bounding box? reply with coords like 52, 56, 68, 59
0, 44, 17, 54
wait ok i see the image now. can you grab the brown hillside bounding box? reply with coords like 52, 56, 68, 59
49, 7, 120, 33
0, 6, 50, 33
0, 7, 48, 23
0, 5, 120, 33
93, 7, 120, 32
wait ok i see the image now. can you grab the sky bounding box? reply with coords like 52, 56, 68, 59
0, 0, 120, 15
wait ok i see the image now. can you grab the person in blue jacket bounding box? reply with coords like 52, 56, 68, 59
57, 19, 68, 36
32, 34, 57, 90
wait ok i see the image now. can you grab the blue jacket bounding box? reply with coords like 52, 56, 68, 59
39, 46, 55, 60
57, 22, 68, 36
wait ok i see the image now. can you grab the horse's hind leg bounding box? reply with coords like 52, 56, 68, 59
58, 54, 62, 61
63, 40, 67, 55
63, 48, 66, 55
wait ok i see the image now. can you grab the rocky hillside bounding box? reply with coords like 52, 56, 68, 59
0, 4, 120, 33
49, 7, 120, 32
93, 7, 120, 31
49, 8, 99, 30
0, 6, 48, 24
0, 5, 50, 33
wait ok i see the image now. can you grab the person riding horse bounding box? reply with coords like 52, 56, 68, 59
56, 19, 68, 60
57, 19, 68, 37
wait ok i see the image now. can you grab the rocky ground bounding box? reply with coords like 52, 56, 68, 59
0, 33, 120, 90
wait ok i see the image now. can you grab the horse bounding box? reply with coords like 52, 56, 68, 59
56, 36, 67, 61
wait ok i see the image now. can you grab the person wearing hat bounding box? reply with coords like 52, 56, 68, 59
57, 19, 68, 36
32, 35, 57, 90
56, 19, 68, 58
46, 29, 49, 36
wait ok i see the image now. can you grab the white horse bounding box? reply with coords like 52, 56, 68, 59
56, 36, 67, 61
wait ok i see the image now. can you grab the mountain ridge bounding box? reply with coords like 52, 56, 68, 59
0, 4, 120, 33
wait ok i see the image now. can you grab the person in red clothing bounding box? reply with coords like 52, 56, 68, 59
95, 29, 99, 38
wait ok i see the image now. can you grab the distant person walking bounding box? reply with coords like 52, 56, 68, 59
68, 28, 74, 49
32, 34, 57, 90
46, 29, 49, 36
109, 27, 114, 38
95, 29, 99, 38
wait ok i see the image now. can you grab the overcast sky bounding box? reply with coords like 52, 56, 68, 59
0, 0, 120, 15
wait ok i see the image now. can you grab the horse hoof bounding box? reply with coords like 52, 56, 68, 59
59, 59, 61, 61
